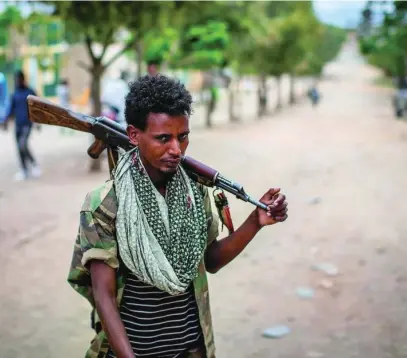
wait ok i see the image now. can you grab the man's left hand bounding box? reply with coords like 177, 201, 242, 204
255, 188, 288, 228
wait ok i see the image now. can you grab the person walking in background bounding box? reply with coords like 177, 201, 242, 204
102, 102, 120, 122
147, 61, 159, 76
307, 84, 321, 107
0, 72, 9, 130
57, 79, 70, 108
1, 70, 41, 181
394, 75, 407, 118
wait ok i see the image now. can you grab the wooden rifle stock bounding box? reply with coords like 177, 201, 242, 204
27, 95, 267, 211
27, 95, 94, 132
27, 95, 128, 175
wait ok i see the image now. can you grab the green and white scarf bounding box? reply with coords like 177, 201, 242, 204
113, 147, 207, 295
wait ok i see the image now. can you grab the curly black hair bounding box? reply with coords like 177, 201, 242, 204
124, 75, 193, 130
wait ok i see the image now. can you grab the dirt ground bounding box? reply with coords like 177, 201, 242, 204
2, 40, 407, 358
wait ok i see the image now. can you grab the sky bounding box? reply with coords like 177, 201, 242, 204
313, 0, 369, 28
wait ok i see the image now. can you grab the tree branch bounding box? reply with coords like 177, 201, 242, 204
77, 60, 90, 72
85, 34, 96, 63
99, 28, 114, 61
104, 40, 135, 69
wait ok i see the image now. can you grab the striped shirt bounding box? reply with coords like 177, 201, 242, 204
106, 272, 202, 358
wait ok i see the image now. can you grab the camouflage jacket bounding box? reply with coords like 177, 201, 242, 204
67, 179, 220, 358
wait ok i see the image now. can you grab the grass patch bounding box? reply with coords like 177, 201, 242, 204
373, 75, 394, 89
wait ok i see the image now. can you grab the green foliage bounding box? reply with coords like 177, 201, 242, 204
0, 5, 23, 27
236, 1, 325, 77
144, 28, 178, 65
47, 1, 177, 68
171, 20, 230, 70
24, 1, 347, 82
51, 1, 125, 44
0, 5, 24, 47
358, 1, 407, 77
298, 25, 347, 76
165, 1, 258, 72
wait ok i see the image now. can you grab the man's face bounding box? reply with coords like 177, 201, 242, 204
127, 113, 190, 179
16, 75, 24, 88
147, 64, 158, 76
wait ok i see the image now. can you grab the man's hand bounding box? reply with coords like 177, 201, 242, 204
205, 187, 288, 273
255, 188, 288, 228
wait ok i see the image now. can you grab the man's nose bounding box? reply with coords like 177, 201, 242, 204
168, 139, 181, 156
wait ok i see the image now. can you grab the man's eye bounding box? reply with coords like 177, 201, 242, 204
156, 136, 169, 142
179, 133, 189, 141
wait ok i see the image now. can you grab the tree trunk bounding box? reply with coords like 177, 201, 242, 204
257, 74, 267, 118
206, 88, 216, 128
10, 28, 20, 72
289, 73, 295, 105
90, 69, 103, 117
89, 64, 104, 172
228, 79, 238, 123
235, 76, 242, 117
136, 40, 143, 78
276, 76, 282, 111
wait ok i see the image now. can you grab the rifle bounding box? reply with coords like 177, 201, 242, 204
27, 95, 268, 214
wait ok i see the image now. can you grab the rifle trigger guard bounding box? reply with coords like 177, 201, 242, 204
213, 188, 226, 203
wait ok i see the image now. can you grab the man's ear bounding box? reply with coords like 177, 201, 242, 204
127, 125, 142, 146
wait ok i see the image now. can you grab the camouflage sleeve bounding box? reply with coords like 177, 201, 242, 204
67, 181, 118, 306
201, 185, 220, 246
79, 211, 119, 270
79, 180, 119, 269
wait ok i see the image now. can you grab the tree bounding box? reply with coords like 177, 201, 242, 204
175, 20, 230, 127
297, 24, 347, 79
231, 1, 321, 116
279, 1, 320, 105
143, 27, 178, 71
219, 1, 266, 122
50, 2, 136, 117
135, 1, 268, 125
164, 1, 232, 128
358, 1, 407, 79
0, 5, 24, 77
45, 1, 138, 171
124, 1, 176, 77
153, 1, 264, 126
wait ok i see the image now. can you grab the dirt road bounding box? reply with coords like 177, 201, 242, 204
2, 40, 407, 358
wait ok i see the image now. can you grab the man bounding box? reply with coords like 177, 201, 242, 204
147, 61, 159, 76
307, 83, 320, 107
57, 79, 70, 109
394, 75, 407, 118
1, 70, 41, 180
0, 72, 8, 122
68, 75, 288, 358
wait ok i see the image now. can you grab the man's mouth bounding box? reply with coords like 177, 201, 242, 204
162, 159, 181, 167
